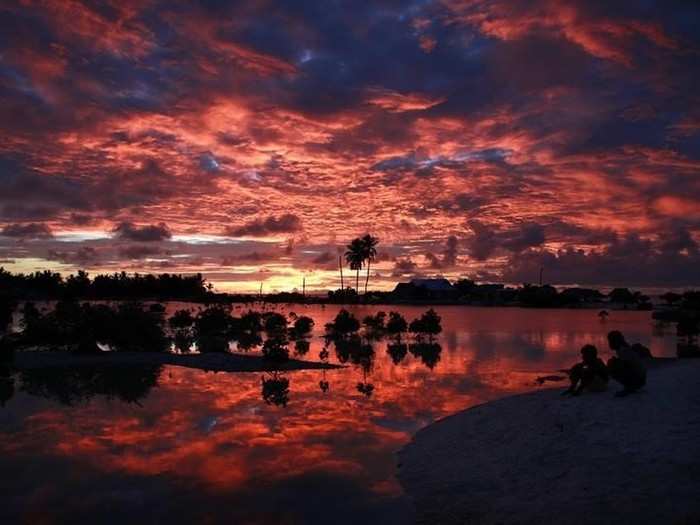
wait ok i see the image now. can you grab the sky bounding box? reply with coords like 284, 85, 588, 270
0, 0, 699, 292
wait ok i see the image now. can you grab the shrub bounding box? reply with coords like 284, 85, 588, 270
294, 339, 310, 356
169, 309, 194, 330
197, 334, 229, 353
109, 303, 169, 352
362, 311, 386, 332
240, 311, 263, 333
325, 309, 360, 335
262, 336, 290, 362
263, 312, 288, 335
0, 295, 16, 332
194, 305, 231, 338
291, 316, 314, 337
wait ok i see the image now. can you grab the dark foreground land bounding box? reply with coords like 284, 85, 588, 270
398, 359, 700, 525
11, 350, 340, 373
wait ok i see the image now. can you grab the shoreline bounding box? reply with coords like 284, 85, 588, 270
397, 359, 700, 525
8, 350, 341, 373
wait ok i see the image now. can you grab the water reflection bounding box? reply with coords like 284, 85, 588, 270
261, 371, 290, 407
18, 365, 162, 406
408, 342, 442, 369
0, 305, 677, 524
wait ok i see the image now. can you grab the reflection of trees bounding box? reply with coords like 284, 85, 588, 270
331, 335, 375, 374
387, 342, 408, 365
18, 365, 162, 406
409, 342, 443, 369
356, 380, 374, 398
261, 371, 289, 407
319, 368, 329, 393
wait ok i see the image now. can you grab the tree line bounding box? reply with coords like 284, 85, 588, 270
0, 268, 210, 300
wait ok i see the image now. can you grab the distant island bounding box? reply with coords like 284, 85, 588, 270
1, 267, 697, 312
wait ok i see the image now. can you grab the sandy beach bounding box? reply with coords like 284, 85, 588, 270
398, 359, 700, 525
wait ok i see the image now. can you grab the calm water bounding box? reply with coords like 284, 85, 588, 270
0, 305, 676, 524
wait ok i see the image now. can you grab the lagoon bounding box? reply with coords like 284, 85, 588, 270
0, 305, 677, 524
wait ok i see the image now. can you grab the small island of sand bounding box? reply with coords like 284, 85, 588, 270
398, 359, 700, 525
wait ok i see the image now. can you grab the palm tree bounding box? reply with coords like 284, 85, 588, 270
361, 234, 379, 295
345, 238, 364, 293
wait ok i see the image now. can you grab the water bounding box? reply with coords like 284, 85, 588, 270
0, 305, 676, 524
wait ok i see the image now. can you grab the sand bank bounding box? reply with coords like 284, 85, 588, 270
398, 359, 700, 525
10, 350, 340, 373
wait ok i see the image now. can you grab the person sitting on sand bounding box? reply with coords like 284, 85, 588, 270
562, 344, 609, 396
607, 330, 647, 397
607, 330, 653, 358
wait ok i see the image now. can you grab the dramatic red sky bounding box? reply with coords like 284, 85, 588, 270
1, 0, 699, 292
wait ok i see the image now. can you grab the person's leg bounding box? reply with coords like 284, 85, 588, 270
613, 362, 644, 396
563, 363, 583, 395
574, 366, 596, 395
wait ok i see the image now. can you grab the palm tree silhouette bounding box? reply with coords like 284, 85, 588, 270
360, 234, 379, 295
345, 238, 365, 293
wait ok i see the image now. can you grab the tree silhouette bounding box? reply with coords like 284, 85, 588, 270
360, 234, 379, 295
344, 238, 365, 293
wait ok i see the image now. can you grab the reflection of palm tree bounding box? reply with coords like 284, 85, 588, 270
361, 234, 379, 295
345, 238, 365, 293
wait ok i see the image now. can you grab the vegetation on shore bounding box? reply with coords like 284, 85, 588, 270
2, 267, 697, 311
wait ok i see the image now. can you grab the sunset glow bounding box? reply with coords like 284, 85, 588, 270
1, 1, 698, 291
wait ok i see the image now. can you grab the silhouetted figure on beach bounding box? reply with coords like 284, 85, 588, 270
607, 330, 653, 359
562, 344, 608, 396
607, 330, 647, 397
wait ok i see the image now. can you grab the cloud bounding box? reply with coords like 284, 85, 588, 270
118, 245, 164, 259
227, 214, 303, 237
1, 223, 53, 239
113, 222, 172, 242
426, 235, 459, 269
0, 1, 697, 291
392, 257, 418, 277
501, 229, 700, 287
312, 251, 335, 265
47, 246, 99, 265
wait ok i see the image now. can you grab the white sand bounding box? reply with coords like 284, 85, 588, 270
398, 360, 700, 525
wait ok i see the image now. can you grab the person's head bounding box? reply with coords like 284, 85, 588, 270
580, 344, 598, 363
607, 330, 627, 350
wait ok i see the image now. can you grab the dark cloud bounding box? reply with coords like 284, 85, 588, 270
502, 229, 700, 287
113, 222, 172, 242
502, 223, 546, 252
0, 223, 53, 239
392, 257, 418, 277
466, 221, 546, 260
47, 246, 99, 265
221, 251, 280, 265
118, 245, 164, 260
0, 0, 698, 289
426, 235, 459, 269
227, 214, 303, 237
312, 251, 334, 265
